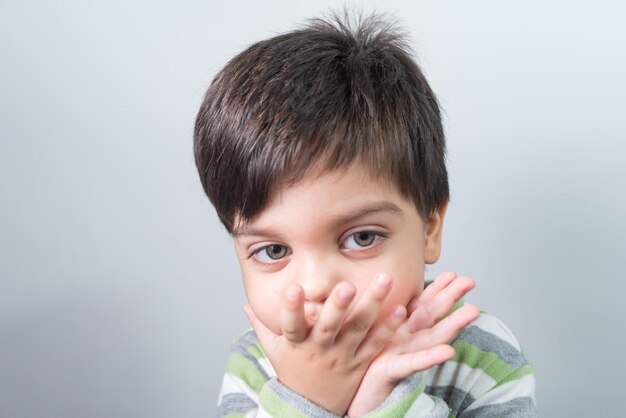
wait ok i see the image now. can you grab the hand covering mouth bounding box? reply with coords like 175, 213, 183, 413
304, 301, 322, 325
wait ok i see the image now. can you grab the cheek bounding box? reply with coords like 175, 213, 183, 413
241, 271, 283, 335
246, 286, 283, 335
249, 298, 282, 335
375, 256, 425, 319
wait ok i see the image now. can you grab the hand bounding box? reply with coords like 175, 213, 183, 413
347, 272, 481, 417
244, 273, 408, 416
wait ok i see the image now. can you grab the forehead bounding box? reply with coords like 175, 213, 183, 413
233, 164, 419, 237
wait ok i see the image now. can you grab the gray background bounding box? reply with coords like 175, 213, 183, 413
1, 1, 625, 417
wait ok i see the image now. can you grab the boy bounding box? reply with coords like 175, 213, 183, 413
194, 13, 537, 417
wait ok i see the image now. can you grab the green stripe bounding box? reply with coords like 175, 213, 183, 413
226, 352, 268, 393
223, 413, 245, 418
452, 341, 518, 383
259, 385, 308, 418
496, 364, 534, 387
247, 341, 267, 360
449, 299, 464, 315
367, 377, 426, 418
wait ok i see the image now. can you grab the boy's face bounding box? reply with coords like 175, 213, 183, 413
233, 163, 446, 335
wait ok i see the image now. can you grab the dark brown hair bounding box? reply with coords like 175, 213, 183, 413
194, 12, 448, 233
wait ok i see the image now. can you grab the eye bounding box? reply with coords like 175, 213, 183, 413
252, 244, 289, 263
342, 231, 383, 250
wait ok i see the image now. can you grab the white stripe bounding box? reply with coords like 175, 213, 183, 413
405, 392, 437, 416
217, 373, 260, 405
255, 405, 272, 418
471, 312, 522, 351
257, 357, 276, 377
462, 373, 536, 412
426, 360, 496, 399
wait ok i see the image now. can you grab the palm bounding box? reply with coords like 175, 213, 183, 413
348, 272, 480, 417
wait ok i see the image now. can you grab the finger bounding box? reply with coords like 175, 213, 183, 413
243, 304, 278, 351
280, 284, 308, 343
384, 345, 456, 381
407, 271, 457, 313
408, 276, 476, 332
340, 273, 393, 347
403, 304, 481, 352
356, 304, 406, 360
309, 281, 356, 345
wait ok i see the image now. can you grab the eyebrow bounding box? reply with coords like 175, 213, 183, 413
232, 201, 403, 238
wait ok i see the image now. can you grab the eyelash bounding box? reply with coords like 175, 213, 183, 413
247, 230, 387, 266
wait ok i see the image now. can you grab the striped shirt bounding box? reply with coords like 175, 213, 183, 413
217, 310, 537, 417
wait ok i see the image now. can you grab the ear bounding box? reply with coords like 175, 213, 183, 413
424, 201, 448, 264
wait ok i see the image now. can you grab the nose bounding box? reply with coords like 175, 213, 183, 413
297, 254, 344, 303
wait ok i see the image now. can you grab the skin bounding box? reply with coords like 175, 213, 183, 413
347, 272, 479, 416
234, 163, 480, 416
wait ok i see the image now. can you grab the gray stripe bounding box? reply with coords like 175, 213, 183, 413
460, 397, 538, 418
265, 378, 340, 417
425, 385, 475, 415
453, 325, 528, 368
230, 331, 270, 381
237, 329, 261, 351
217, 393, 258, 416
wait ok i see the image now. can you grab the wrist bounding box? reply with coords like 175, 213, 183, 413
278, 377, 354, 416
348, 375, 396, 417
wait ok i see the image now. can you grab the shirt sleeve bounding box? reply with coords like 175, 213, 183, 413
426, 311, 538, 418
